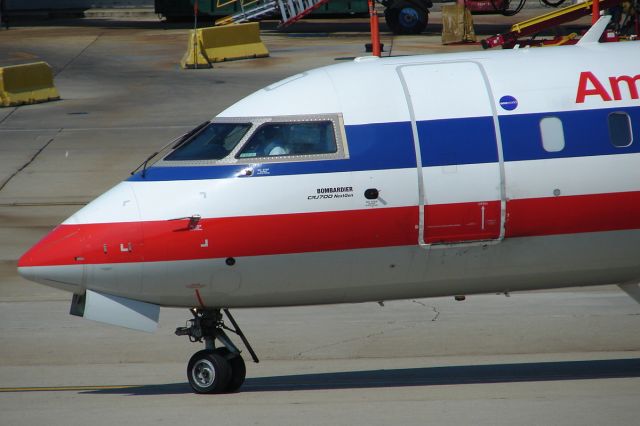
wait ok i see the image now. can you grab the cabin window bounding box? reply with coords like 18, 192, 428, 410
237, 121, 337, 159
164, 122, 252, 161
539, 117, 565, 153
608, 112, 633, 148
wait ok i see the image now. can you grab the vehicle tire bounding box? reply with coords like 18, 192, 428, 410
384, 5, 428, 35
215, 348, 246, 393
187, 350, 231, 394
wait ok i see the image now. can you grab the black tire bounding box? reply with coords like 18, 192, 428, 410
385, 5, 428, 35
214, 348, 246, 393
187, 350, 231, 394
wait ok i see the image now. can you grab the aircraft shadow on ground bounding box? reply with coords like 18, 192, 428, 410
84, 358, 640, 396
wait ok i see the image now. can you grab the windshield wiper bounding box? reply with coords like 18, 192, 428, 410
130, 150, 160, 178
141, 151, 158, 178
130, 121, 210, 178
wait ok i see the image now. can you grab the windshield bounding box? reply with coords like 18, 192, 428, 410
237, 121, 337, 158
164, 122, 251, 161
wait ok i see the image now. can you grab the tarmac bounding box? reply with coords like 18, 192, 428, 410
1, 11, 639, 426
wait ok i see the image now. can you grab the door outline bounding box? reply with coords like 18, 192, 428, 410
396, 61, 507, 248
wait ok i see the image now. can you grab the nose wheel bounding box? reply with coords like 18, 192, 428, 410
177, 308, 257, 394
188, 350, 230, 393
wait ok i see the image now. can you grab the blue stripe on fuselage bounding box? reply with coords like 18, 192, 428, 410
418, 116, 499, 166
129, 106, 639, 182
500, 107, 640, 162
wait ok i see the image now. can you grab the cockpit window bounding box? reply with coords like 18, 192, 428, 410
164, 122, 251, 161
237, 121, 337, 158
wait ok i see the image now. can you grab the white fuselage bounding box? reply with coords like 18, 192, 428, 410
19, 42, 640, 309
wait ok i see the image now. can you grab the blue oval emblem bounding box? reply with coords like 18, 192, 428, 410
499, 95, 518, 111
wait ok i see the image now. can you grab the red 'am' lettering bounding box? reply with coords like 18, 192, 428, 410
576, 71, 613, 103
576, 71, 640, 103
609, 75, 640, 100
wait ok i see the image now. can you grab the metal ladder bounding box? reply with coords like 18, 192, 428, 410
215, 0, 331, 27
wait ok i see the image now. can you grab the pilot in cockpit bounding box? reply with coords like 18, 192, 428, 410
261, 126, 289, 156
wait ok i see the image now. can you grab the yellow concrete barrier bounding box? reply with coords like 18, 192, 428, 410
0, 62, 60, 107
180, 23, 269, 68
180, 32, 212, 69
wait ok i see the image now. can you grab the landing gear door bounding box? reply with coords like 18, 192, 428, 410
398, 62, 505, 245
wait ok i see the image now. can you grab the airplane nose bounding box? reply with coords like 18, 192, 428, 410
18, 224, 86, 293
18, 182, 145, 294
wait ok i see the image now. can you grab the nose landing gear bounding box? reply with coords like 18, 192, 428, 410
176, 308, 258, 394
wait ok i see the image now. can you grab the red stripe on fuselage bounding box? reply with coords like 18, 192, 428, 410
19, 207, 420, 267
505, 191, 640, 237
17, 191, 640, 267
142, 206, 420, 263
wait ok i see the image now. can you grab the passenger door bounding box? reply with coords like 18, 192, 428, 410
398, 61, 504, 245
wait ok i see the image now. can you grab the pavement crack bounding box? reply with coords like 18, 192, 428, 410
0, 128, 62, 193
430, 306, 440, 322
294, 306, 442, 358
294, 329, 388, 358
412, 299, 427, 307
55, 32, 104, 77
0, 107, 18, 127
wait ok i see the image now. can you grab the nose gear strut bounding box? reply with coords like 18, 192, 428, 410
176, 308, 259, 393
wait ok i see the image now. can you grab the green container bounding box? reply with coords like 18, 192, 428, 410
155, 0, 368, 19
317, 0, 368, 14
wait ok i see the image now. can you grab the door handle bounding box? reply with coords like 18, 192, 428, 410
169, 215, 201, 230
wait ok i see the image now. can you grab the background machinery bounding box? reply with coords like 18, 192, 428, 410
155, 0, 433, 34
156, 0, 638, 40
